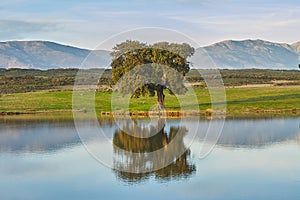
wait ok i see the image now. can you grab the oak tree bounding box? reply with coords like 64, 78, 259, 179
111, 40, 194, 110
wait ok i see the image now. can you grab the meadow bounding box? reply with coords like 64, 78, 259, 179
1, 86, 299, 117
1, 68, 299, 117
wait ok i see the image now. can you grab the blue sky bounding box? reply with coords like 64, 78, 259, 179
1, 0, 300, 49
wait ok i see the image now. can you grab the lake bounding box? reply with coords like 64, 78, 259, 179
0, 116, 299, 200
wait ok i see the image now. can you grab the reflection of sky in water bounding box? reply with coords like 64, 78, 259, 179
0, 117, 299, 199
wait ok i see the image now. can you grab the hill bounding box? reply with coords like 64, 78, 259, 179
0, 41, 111, 69
291, 41, 300, 54
0, 40, 299, 69
196, 39, 300, 69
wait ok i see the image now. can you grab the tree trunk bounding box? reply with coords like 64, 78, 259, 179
156, 85, 165, 110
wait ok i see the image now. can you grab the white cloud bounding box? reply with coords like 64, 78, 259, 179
0, 0, 299, 48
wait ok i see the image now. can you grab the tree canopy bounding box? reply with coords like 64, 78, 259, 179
111, 40, 195, 109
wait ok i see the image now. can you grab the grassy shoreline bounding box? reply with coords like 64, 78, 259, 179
0, 85, 299, 118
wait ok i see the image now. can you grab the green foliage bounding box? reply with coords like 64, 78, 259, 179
0, 68, 112, 94
110, 41, 195, 100
151, 42, 195, 58
186, 69, 300, 87
1, 68, 299, 94
110, 40, 147, 59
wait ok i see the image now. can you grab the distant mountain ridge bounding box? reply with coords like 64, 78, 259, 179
291, 41, 300, 54
0, 41, 111, 69
201, 39, 300, 69
0, 39, 299, 69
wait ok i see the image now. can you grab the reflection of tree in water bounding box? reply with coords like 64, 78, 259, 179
113, 119, 195, 183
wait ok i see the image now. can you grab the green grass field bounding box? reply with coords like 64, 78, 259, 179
0, 86, 299, 117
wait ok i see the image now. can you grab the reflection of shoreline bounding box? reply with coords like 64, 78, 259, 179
216, 118, 300, 148
0, 121, 80, 153
0, 117, 299, 153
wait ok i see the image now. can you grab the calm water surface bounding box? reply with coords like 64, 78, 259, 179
0, 116, 299, 200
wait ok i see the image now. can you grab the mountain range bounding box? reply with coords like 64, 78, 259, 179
0, 41, 110, 69
202, 39, 300, 69
0, 39, 299, 69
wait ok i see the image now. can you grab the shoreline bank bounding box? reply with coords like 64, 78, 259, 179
1, 108, 299, 119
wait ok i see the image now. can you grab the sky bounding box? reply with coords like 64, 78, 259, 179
0, 0, 300, 50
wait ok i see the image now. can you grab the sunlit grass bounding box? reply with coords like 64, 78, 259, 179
0, 86, 299, 117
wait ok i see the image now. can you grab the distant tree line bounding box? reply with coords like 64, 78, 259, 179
0, 68, 299, 94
